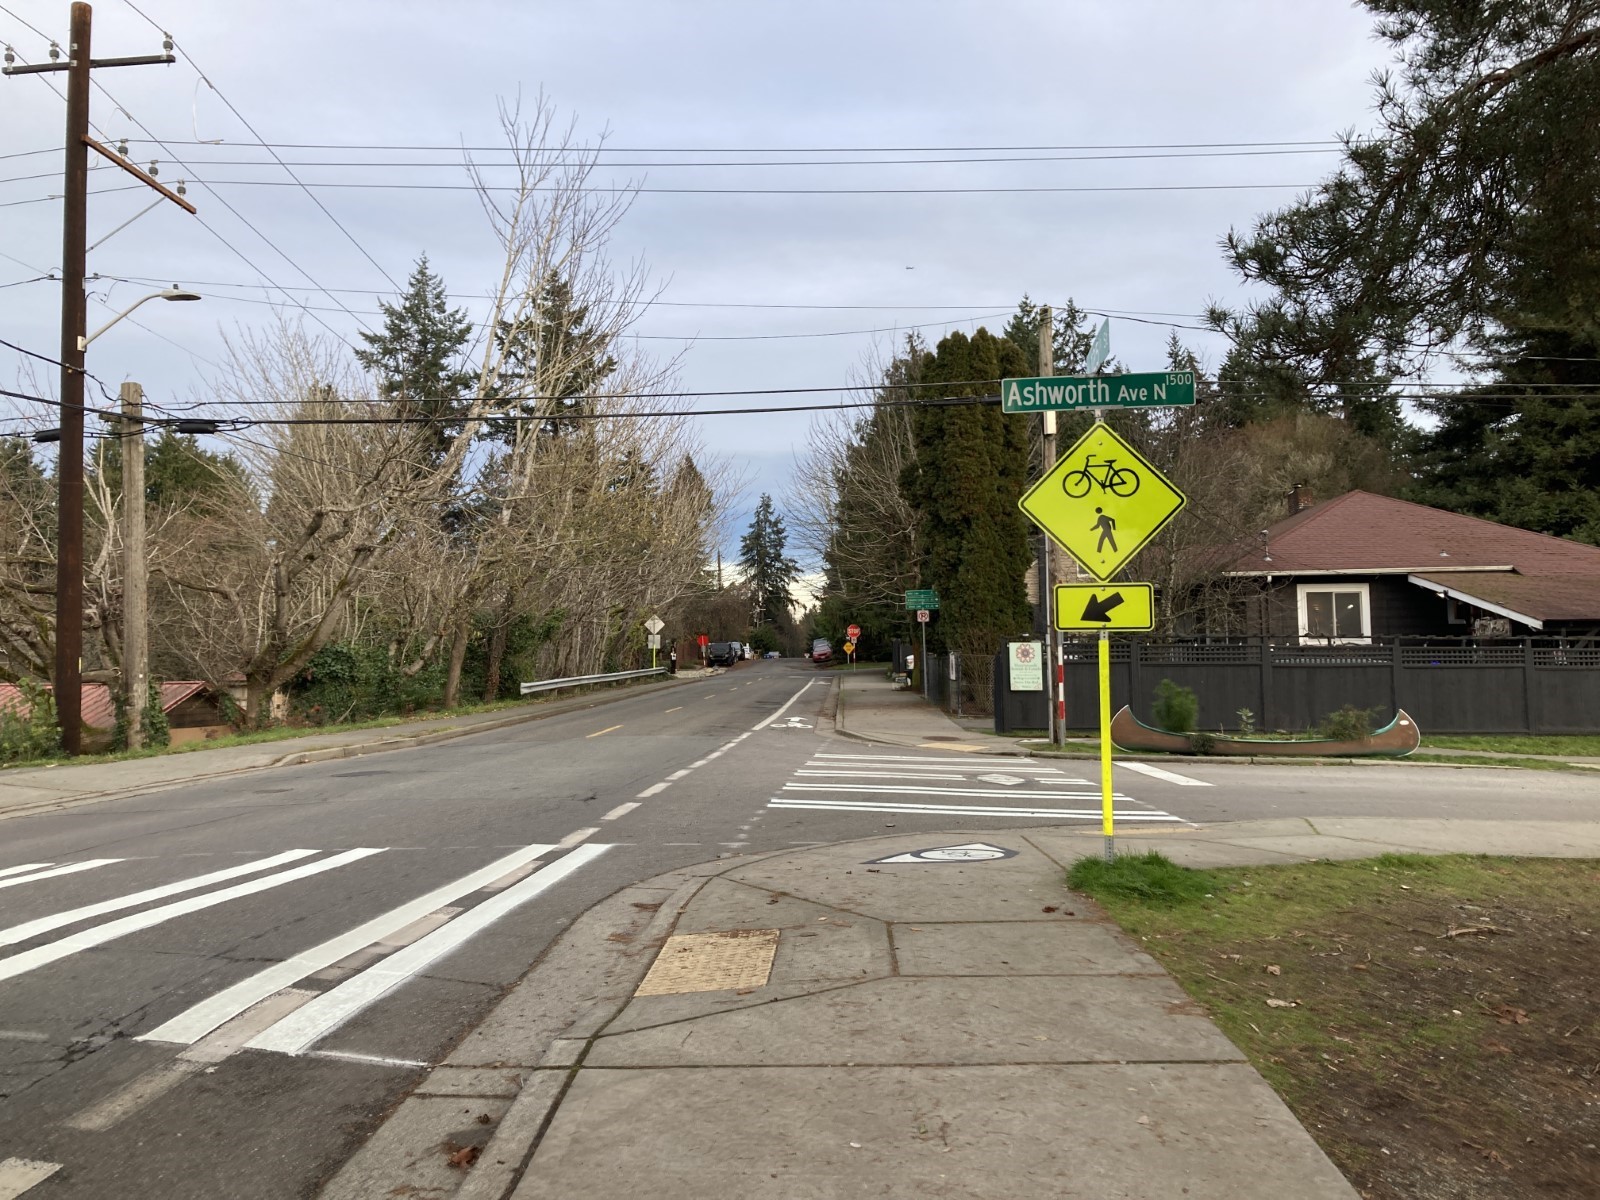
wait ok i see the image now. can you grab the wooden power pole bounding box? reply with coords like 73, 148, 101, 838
4, 3, 187, 753
121, 383, 148, 749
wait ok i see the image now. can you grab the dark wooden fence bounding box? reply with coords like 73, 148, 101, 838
988, 637, 1600, 735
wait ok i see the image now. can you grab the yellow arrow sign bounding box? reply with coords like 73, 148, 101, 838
1018, 423, 1185, 581
1054, 583, 1155, 631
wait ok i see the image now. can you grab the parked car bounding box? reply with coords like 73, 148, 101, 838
729, 641, 744, 662
706, 641, 739, 667
764, 650, 780, 659
810, 638, 833, 664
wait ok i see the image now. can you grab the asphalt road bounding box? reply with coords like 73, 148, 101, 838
0, 659, 1595, 1198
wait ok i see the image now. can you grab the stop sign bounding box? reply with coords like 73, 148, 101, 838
847, 623, 861, 640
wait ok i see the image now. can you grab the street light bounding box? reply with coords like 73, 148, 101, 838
79, 286, 201, 350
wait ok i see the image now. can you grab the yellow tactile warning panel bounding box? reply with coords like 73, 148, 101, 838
634, 928, 780, 996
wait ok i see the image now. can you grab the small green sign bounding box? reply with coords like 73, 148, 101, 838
904, 589, 940, 610
1001, 370, 1195, 413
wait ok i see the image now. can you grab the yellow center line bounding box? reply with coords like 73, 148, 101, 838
586, 724, 623, 739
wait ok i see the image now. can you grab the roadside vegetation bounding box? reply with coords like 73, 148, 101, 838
1071, 851, 1600, 1199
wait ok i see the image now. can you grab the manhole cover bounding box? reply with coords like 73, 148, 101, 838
634, 929, 779, 996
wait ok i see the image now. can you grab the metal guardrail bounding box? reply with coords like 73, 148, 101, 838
519, 667, 666, 696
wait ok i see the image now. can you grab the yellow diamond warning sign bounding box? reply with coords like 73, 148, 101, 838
1018, 423, 1185, 582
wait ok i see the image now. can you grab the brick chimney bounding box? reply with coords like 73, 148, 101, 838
1288, 483, 1314, 515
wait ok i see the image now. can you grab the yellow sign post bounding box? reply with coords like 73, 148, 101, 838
1054, 583, 1155, 632
1018, 424, 1186, 863
1017, 423, 1186, 581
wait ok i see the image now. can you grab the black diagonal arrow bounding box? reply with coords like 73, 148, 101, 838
1081, 591, 1125, 623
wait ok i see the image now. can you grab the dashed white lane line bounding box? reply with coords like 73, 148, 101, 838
0, 858, 123, 892
246, 844, 612, 1056
0, 849, 321, 949
1119, 760, 1214, 786
586, 724, 623, 739
666, 769, 691, 780
0, 849, 383, 986
664, 706, 683, 713
636, 782, 670, 797
0, 1159, 61, 1199
603, 802, 641, 821
557, 827, 600, 849
140, 844, 559, 1047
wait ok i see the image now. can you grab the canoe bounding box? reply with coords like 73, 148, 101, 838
1108, 706, 1420, 758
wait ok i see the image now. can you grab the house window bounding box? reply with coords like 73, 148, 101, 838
1445, 596, 1467, 625
1297, 584, 1370, 644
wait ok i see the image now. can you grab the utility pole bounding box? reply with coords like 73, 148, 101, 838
5, 4, 184, 754
1037, 305, 1060, 746
121, 383, 147, 749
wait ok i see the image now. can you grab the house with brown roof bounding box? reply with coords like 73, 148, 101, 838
0, 681, 230, 751
1214, 489, 1600, 643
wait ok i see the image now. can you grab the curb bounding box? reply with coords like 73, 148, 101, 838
0, 672, 718, 821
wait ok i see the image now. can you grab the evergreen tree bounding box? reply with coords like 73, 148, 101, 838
89, 430, 247, 516
1410, 328, 1600, 543
739, 494, 799, 627
488, 274, 617, 444
354, 254, 475, 455
899, 328, 1033, 654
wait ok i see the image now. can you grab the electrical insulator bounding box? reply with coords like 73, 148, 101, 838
148, 161, 159, 177
162, 33, 173, 54
48, 41, 61, 61
175, 179, 187, 196
3, 46, 14, 68
117, 139, 129, 157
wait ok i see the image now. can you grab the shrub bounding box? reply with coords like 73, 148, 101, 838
0, 679, 61, 764
1152, 678, 1199, 733
1188, 731, 1218, 755
1235, 707, 1256, 736
1319, 704, 1380, 741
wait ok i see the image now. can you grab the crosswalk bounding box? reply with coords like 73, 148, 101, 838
768, 752, 1190, 823
0, 840, 610, 1061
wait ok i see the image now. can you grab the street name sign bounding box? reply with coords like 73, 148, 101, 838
904, 589, 940, 610
1054, 583, 1155, 632
1083, 318, 1111, 375
1018, 423, 1186, 581
1001, 370, 1195, 414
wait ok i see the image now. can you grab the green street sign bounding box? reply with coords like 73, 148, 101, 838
904, 589, 940, 610
1001, 370, 1195, 414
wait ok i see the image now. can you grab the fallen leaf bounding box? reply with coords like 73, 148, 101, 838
1041, 906, 1059, 914
446, 1145, 480, 1169
1136, 1114, 1150, 1125
1492, 1005, 1530, 1025
1352, 963, 1370, 971
1265, 964, 1281, 976
1484, 1039, 1513, 1054
476, 1113, 492, 1125
1266, 998, 1297, 1009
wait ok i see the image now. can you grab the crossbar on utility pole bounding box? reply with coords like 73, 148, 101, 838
4, 3, 188, 754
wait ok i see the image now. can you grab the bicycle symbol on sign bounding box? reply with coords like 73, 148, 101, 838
1061, 454, 1140, 499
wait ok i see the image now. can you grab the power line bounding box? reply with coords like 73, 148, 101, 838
40, 176, 1317, 196
122, 137, 1350, 153
2, 147, 1349, 173
119, 0, 402, 291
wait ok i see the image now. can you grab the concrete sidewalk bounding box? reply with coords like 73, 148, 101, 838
0, 670, 715, 819
326, 815, 1600, 1199
834, 668, 1026, 754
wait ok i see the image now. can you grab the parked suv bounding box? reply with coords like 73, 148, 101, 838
810, 638, 833, 664
706, 641, 739, 667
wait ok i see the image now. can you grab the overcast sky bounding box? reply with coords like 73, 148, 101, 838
1, 0, 1394, 560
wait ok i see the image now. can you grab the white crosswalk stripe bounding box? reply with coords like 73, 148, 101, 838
768, 753, 1189, 824
0, 849, 384, 986
0, 859, 123, 891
